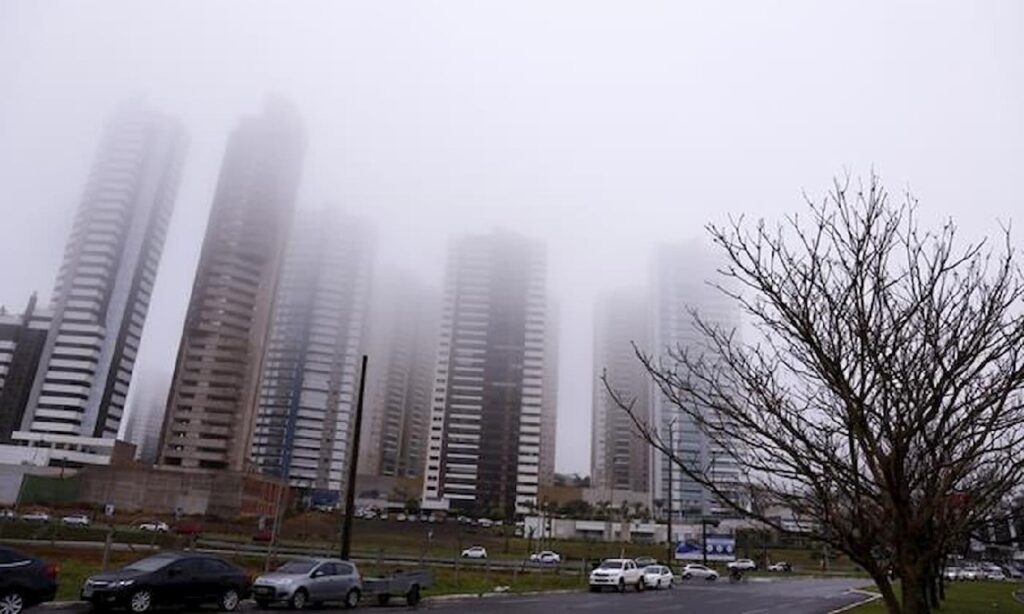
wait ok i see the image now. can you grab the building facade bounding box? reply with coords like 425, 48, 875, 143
249, 209, 372, 503
650, 243, 743, 519
159, 100, 305, 471
361, 275, 438, 481
3, 102, 186, 466
421, 231, 556, 518
0, 297, 51, 443
591, 290, 651, 496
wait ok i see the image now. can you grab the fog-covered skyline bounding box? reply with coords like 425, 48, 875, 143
1, 1, 1022, 475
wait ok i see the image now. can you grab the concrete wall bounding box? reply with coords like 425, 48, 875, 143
78, 465, 287, 518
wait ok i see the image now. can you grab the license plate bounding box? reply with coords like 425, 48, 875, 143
255, 587, 272, 595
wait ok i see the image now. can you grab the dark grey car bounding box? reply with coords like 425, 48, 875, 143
252, 558, 362, 609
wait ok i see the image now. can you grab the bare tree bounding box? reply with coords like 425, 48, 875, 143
606, 175, 1024, 614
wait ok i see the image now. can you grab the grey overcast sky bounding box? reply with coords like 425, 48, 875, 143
1, 1, 1022, 475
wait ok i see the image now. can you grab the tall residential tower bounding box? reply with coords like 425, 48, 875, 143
651, 243, 743, 518
159, 100, 305, 471
3, 102, 186, 465
591, 290, 650, 496
250, 209, 372, 503
421, 231, 556, 518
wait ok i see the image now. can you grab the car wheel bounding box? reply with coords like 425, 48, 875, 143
290, 589, 308, 610
636, 579, 645, 592
255, 599, 271, 610
128, 589, 153, 614
219, 588, 241, 612
617, 579, 626, 593
406, 585, 421, 606
0, 591, 24, 614
344, 588, 360, 609
708, 575, 718, 582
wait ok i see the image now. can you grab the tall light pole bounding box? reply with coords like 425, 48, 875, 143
340, 355, 369, 560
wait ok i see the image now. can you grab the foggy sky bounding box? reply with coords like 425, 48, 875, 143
1, 1, 1022, 475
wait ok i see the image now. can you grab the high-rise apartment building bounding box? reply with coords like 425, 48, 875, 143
361, 275, 438, 480
421, 231, 556, 518
250, 209, 372, 503
651, 243, 743, 518
124, 370, 171, 464
591, 290, 650, 495
159, 101, 305, 471
0, 297, 51, 443
3, 102, 186, 466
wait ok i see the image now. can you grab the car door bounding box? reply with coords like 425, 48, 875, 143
201, 558, 235, 601
334, 562, 356, 598
159, 558, 202, 606
307, 563, 334, 601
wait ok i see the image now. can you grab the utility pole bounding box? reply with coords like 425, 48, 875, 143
340, 355, 369, 560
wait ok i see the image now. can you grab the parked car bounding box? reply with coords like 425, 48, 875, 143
727, 558, 757, 571
680, 563, 719, 581
62, 513, 91, 527
641, 565, 675, 589
634, 556, 658, 568
0, 547, 59, 614
19, 511, 50, 523
172, 520, 203, 535
960, 566, 981, 581
589, 559, 644, 593
81, 552, 250, 613
943, 567, 962, 581
477, 518, 494, 528
137, 521, 169, 533
252, 558, 362, 609
0, 509, 15, 520
395, 513, 407, 522
529, 551, 561, 564
980, 564, 1007, 581
460, 546, 488, 559
1001, 565, 1023, 579
768, 561, 792, 572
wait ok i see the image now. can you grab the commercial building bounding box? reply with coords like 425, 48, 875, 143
361, 275, 438, 480
159, 100, 305, 471
591, 290, 651, 495
421, 231, 557, 518
650, 243, 744, 519
250, 209, 372, 504
2, 101, 186, 466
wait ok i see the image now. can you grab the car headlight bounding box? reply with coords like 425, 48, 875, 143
113, 580, 135, 588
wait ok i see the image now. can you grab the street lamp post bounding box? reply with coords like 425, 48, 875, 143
666, 419, 675, 566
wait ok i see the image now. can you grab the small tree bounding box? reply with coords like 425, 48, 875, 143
608, 175, 1024, 614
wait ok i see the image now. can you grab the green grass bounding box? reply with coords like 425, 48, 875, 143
851, 581, 1023, 613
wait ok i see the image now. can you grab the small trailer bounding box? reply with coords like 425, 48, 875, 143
363, 570, 433, 606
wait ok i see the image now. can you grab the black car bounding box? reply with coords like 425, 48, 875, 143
0, 547, 59, 614
81, 552, 250, 613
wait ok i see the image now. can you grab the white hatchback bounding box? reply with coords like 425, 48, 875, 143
642, 565, 675, 589
681, 563, 719, 581
461, 546, 488, 559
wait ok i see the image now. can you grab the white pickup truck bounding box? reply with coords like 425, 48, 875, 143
589, 558, 645, 593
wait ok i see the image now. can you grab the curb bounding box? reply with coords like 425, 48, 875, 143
425, 588, 580, 603
828, 589, 881, 613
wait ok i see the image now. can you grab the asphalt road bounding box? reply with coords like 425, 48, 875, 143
33, 577, 871, 614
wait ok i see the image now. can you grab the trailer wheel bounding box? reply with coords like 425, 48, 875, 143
406, 585, 421, 606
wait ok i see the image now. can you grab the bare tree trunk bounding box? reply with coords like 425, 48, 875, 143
870, 572, 901, 614
901, 568, 932, 614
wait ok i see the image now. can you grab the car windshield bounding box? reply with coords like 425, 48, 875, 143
125, 555, 178, 572
276, 560, 317, 574
599, 561, 624, 569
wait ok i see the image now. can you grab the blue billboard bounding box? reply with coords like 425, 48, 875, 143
675, 534, 736, 561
